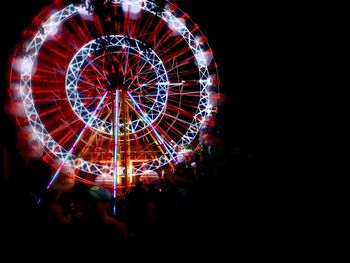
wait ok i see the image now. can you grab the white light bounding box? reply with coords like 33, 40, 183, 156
15, 56, 37, 75
203, 50, 214, 66
10, 101, 26, 118
22, 57, 34, 73
195, 35, 207, 45
77, 5, 93, 20
122, 0, 143, 17
13, 58, 26, 73
194, 51, 206, 67
194, 50, 213, 67
10, 84, 22, 100
207, 76, 213, 86
53, 159, 75, 175
206, 105, 213, 114
169, 17, 186, 36
43, 22, 60, 37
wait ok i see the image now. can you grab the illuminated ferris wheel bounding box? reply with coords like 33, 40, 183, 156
8, 0, 219, 189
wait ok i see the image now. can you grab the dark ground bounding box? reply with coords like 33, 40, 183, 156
1, 0, 350, 261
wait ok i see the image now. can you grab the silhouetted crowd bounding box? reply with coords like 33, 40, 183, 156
1, 155, 229, 262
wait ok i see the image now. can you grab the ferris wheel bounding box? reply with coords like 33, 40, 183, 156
8, 0, 219, 191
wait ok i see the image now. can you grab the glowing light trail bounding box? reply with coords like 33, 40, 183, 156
47, 92, 108, 190
128, 91, 177, 162
112, 91, 120, 215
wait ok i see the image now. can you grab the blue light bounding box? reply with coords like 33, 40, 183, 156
46, 92, 108, 190
128, 91, 177, 162
113, 91, 119, 215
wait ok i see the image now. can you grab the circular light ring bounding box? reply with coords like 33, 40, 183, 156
66, 35, 168, 135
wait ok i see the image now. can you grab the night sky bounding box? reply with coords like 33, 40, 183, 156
1, 0, 350, 260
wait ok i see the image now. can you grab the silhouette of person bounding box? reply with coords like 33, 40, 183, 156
86, 185, 128, 240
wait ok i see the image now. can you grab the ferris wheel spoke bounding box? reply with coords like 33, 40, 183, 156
36, 61, 66, 76
166, 57, 198, 77
161, 117, 177, 133
66, 14, 92, 45
161, 111, 193, 126
140, 93, 160, 108
60, 15, 93, 50
93, 14, 105, 37
124, 52, 159, 81
126, 64, 161, 89
125, 72, 141, 91
129, 117, 170, 160
134, 81, 186, 95
152, 25, 175, 51
141, 17, 161, 42
34, 96, 67, 103
168, 90, 200, 96
47, 92, 109, 190
76, 86, 106, 101
52, 118, 81, 138
53, 63, 69, 75
135, 102, 157, 113
122, 47, 131, 76
128, 75, 159, 91
127, 92, 176, 160
166, 100, 198, 119
167, 94, 199, 107
129, 80, 156, 94
155, 35, 185, 59
111, 91, 120, 213
42, 116, 82, 144
123, 53, 144, 79
138, 69, 159, 81
77, 75, 107, 94
160, 118, 189, 139
141, 126, 169, 158
139, 93, 161, 98
126, 93, 160, 117
84, 59, 109, 81
129, 84, 157, 97
76, 77, 97, 88
53, 123, 83, 148
136, 71, 165, 86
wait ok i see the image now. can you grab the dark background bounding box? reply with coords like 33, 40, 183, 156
1, 0, 349, 260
